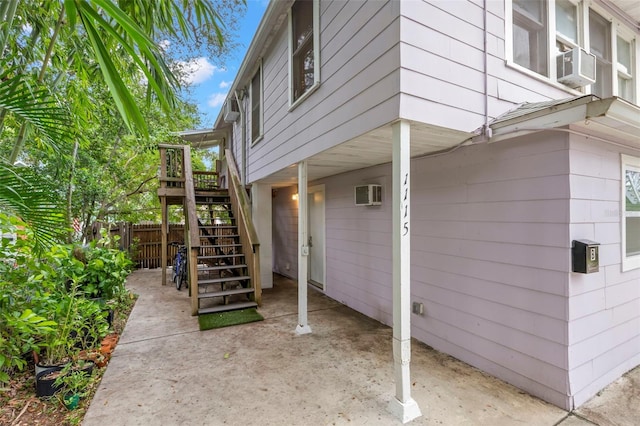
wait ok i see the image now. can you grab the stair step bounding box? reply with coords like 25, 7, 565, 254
196, 201, 230, 205
198, 301, 258, 315
199, 234, 239, 239
199, 264, 247, 272
200, 243, 242, 249
198, 254, 245, 260
198, 287, 254, 299
199, 276, 251, 285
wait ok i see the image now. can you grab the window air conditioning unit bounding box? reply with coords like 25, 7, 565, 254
354, 184, 382, 206
556, 47, 596, 88
223, 99, 240, 123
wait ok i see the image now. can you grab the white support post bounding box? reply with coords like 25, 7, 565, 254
251, 183, 273, 289
388, 120, 422, 423
296, 161, 312, 335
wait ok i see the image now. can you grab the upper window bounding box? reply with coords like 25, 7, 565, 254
622, 155, 640, 271
251, 63, 263, 144
512, 0, 549, 76
289, 0, 320, 106
589, 10, 613, 98
508, 0, 637, 103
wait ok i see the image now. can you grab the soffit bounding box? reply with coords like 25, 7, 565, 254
177, 129, 226, 149
257, 122, 474, 187
609, 0, 640, 28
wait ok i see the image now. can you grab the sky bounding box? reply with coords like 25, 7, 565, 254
178, 1, 269, 129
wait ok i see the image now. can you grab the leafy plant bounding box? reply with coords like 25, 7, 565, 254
0, 309, 56, 383
54, 362, 94, 402
79, 230, 133, 300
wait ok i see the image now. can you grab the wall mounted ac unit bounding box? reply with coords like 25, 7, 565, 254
355, 184, 382, 206
556, 47, 596, 88
223, 99, 240, 123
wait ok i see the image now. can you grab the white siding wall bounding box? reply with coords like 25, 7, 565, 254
271, 133, 575, 407
568, 134, 640, 408
398, 0, 583, 133
246, 0, 402, 183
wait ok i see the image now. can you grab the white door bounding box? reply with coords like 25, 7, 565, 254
307, 185, 325, 290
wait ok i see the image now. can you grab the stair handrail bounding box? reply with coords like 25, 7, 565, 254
178, 145, 202, 315
225, 149, 261, 305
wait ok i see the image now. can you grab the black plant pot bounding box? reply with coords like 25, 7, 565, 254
35, 367, 64, 397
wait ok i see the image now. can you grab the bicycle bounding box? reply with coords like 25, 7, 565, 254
170, 242, 188, 291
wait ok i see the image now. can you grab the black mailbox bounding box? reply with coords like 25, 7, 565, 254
572, 240, 599, 274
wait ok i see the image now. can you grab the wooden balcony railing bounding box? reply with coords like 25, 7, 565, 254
193, 171, 218, 191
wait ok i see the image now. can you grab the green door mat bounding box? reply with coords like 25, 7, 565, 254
198, 308, 264, 331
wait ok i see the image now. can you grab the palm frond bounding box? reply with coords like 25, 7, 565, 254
0, 67, 74, 155
0, 162, 68, 252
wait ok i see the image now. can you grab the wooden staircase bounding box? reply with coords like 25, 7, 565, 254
158, 144, 261, 316
194, 191, 257, 314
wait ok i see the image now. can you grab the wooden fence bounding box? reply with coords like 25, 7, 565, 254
95, 222, 186, 269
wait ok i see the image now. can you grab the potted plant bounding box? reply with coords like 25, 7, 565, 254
54, 363, 93, 410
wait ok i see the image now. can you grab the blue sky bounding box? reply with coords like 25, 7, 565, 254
178, 1, 269, 128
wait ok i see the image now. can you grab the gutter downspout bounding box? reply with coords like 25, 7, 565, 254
234, 89, 247, 185
472, 0, 492, 144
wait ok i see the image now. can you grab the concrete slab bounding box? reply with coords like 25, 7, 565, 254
81, 270, 627, 425
572, 366, 640, 426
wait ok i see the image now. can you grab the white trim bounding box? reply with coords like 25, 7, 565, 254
621, 154, 640, 271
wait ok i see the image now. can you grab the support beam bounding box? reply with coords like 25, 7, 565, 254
161, 195, 168, 286
296, 161, 312, 335
251, 183, 273, 289
388, 120, 422, 423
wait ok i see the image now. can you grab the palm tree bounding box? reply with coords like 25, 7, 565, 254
0, 0, 227, 249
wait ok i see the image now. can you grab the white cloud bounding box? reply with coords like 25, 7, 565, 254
219, 81, 231, 89
207, 92, 228, 108
178, 57, 218, 85
158, 39, 171, 52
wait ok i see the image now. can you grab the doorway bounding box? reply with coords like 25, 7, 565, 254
307, 185, 325, 290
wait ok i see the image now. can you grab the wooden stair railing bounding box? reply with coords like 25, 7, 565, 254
225, 149, 261, 305
181, 145, 203, 315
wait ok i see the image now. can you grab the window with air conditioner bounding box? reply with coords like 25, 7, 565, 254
507, 0, 637, 98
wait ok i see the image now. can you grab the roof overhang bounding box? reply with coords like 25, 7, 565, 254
177, 129, 226, 149
489, 96, 640, 147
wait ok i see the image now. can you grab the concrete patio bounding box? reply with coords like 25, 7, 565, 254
82, 269, 639, 425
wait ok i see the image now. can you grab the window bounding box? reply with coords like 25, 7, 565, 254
507, 0, 637, 100
251, 63, 263, 143
589, 10, 613, 98
555, 0, 578, 51
617, 35, 635, 102
289, 0, 319, 106
512, 0, 549, 76
622, 155, 640, 271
